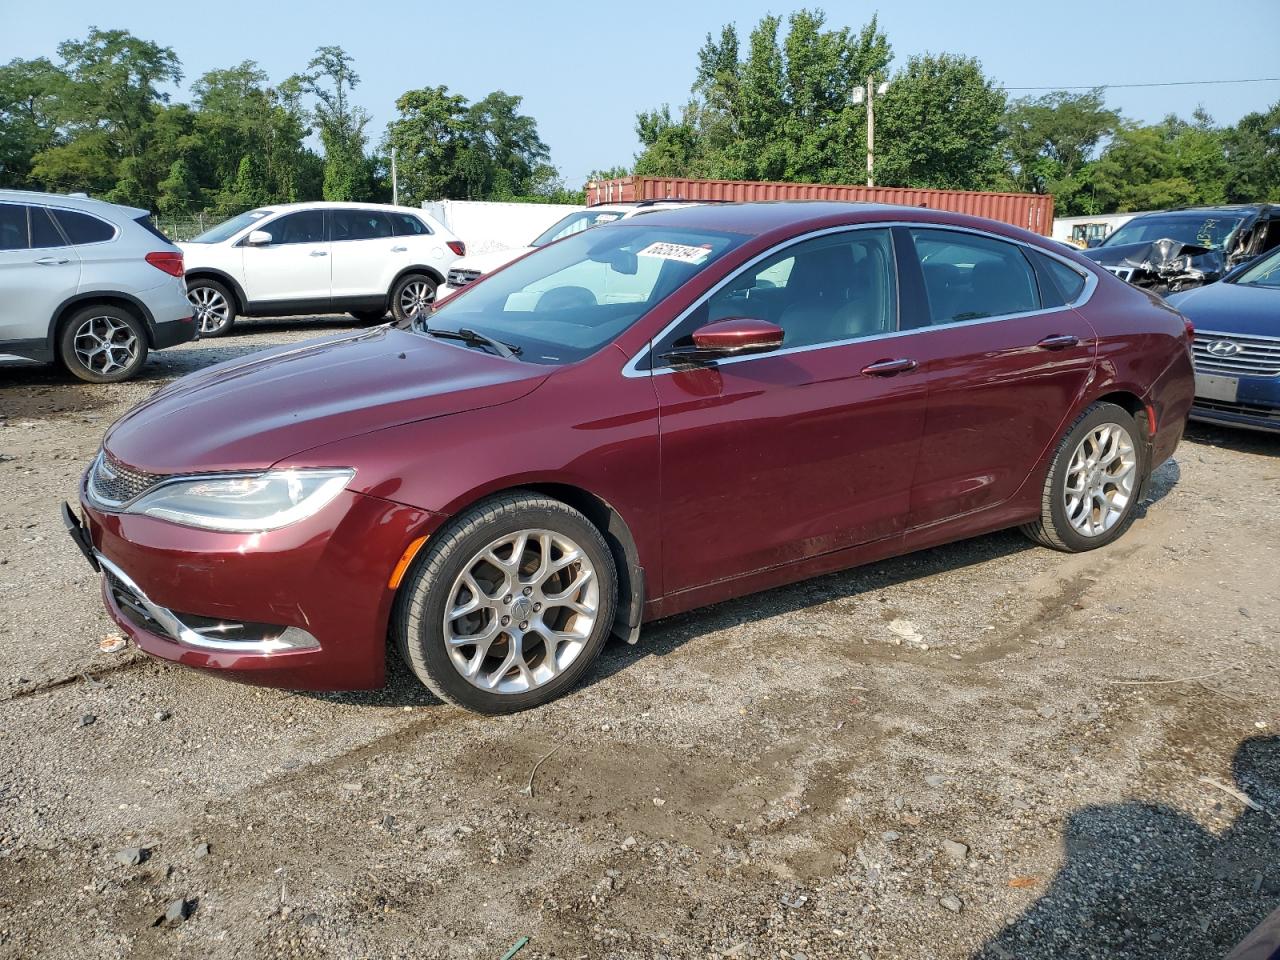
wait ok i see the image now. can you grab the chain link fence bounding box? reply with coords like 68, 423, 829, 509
154, 213, 220, 242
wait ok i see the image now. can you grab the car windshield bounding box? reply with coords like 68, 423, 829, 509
529, 209, 628, 247
425, 224, 746, 364
1230, 246, 1280, 288
188, 209, 273, 244
1102, 213, 1244, 251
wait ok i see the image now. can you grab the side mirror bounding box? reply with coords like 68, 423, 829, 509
246, 229, 273, 246
660, 317, 784, 366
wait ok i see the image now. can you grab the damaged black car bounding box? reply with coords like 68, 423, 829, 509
1082, 204, 1280, 294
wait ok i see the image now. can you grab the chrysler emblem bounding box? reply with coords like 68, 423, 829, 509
1206, 340, 1242, 358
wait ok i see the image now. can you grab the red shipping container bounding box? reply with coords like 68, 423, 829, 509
585, 176, 1054, 236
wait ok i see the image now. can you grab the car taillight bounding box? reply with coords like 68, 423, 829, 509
145, 251, 184, 277
447, 240, 466, 257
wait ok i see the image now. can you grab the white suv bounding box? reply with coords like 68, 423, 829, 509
180, 202, 465, 337
440, 200, 708, 297
0, 190, 195, 382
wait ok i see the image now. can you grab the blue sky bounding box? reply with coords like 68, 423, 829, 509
4, 0, 1279, 188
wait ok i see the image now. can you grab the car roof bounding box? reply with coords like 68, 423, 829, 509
0, 188, 149, 219
1128, 205, 1269, 218
608, 200, 1056, 245
251, 200, 440, 217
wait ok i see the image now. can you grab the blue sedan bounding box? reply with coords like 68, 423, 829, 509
1168, 246, 1280, 433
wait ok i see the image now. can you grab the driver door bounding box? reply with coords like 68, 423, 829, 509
241, 209, 332, 307
650, 228, 927, 595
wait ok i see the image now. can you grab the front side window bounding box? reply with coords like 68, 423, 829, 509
428, 224, 746, 365
51, 209, 116, 245
189, 209, 272, 244
911, 229, 1040, 326
0, 204, 28, 250
655, 228, 898, 360
263, 210, 325, 245
332, 209, 393, 242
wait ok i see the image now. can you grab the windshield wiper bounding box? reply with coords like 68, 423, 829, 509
424, 326, 522, 359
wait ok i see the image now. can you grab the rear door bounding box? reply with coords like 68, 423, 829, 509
240, 209, 331, 306
896, 227, 1097, 529
0, 203, 81, 348
330, 208, 398, 301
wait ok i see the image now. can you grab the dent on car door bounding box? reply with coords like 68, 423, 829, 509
652, 228, 928, 595
896, 227, 1098, 529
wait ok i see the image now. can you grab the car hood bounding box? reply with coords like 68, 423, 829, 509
103, 327, 549, 474
1166, 282, 1280, 339
452, 247, 532, 275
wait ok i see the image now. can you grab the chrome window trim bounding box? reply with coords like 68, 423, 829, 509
40, 204, 120, 246
622, 221, 1098, 378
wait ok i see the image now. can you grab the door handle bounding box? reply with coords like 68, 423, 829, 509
34, 257, 71, 266
1037, 334, 1080, 350
310, 250, 328, 257
391, 245, 408, 252
861, 358, 918, 377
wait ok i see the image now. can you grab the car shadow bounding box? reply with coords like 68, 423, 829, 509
1183, 421, 1280, 456
973, 736, 1280, 960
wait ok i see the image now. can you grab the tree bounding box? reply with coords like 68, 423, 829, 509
0, 58, 66, 188
1004, 89, 1118, 194
1223, 101, 1280, 203
299, 46, 375, 201
873, 53, 1006, 190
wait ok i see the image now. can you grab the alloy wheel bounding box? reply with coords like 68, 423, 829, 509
189, 285, 230, 334
399, 280, 435, 318
73, 315, 139, 377
1064, 422, 1137, 537
443, 529, 598, 694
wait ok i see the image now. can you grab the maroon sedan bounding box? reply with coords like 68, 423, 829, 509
65, 203, 1194, 713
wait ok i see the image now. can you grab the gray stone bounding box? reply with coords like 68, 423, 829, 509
940, 894, 963, 913
160, 898, 190, 926
881, 831, 901, 843
1036, 705, 1056, 719
78, 714, 96, 728
925, 775, 949, 788
194, 842, 210, 859
942, 840, 969, 861
115, 847, 146, 866
154, 710, 170, 722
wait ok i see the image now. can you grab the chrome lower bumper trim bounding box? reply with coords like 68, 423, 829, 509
96, 552, 319, 654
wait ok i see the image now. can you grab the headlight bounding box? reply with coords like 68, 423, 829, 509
129, 468, 355, 532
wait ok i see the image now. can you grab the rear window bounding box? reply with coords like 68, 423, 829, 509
52, 209, 116, 245
133, 215, 173, 243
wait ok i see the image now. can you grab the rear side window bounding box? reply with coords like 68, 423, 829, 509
332, 209, 394, 241
1030, 250, 1088, 306
52, 209, 116, 245
30, 207, 66, 248
0, 204, 29, 250
133, 215, 173, 243
910, 229, 1040, 326
390, 213, 431, 237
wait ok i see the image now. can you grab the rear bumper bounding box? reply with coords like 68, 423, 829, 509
75, 484, 438, 690
151, 315, 197, 349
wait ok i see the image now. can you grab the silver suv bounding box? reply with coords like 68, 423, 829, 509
0, 190, 195, 382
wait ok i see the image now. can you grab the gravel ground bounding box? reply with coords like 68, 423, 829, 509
1, 319, 1278, 960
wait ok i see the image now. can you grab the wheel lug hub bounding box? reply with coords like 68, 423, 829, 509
523, 586, 533, 596
519, 621, 528, 630
500, 615, 510, 626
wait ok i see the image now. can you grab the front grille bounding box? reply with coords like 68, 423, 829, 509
1193, 398, 1280, 421
447, 268, 481, 288
1192, 331, 1280, 378
89, 453, 166, 506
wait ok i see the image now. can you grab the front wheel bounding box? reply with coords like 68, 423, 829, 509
1021, 402, 1147, 552
390, 273, 437, 324
394, 492, 618, 713
186, 279, 236, 337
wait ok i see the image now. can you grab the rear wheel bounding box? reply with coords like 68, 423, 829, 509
390, 273, 437, 324
1021, 402, 1146, 552
394, 492, 617, 713
186, 278, 236, 337
58, 305, 149, 383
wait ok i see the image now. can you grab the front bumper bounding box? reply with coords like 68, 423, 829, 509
1190, 373, 1280, 434
71, 485, 438, 690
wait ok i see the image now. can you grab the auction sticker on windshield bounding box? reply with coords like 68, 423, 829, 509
638, 241, 713, 265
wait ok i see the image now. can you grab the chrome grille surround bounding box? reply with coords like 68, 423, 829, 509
87, 451, 167, 508
446, 268, 482, 288
1192, 330, 1280, 378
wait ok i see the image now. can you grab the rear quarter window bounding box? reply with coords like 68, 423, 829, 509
1031, 250, 1088, 306
391, 213, 431, 237
52, 209, 117, 245
133, 215, 174, 243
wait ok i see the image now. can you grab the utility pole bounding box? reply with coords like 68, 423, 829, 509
865, 75, 875, 188
389, 146, 399, 207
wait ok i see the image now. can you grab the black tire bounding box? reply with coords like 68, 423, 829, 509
393, 492, 618, 714
1020, 402, 1148, 552
186, 278, 237, 337
390, 273, 437, 324
58, 304, 149, 383
350, 308, 388, 324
